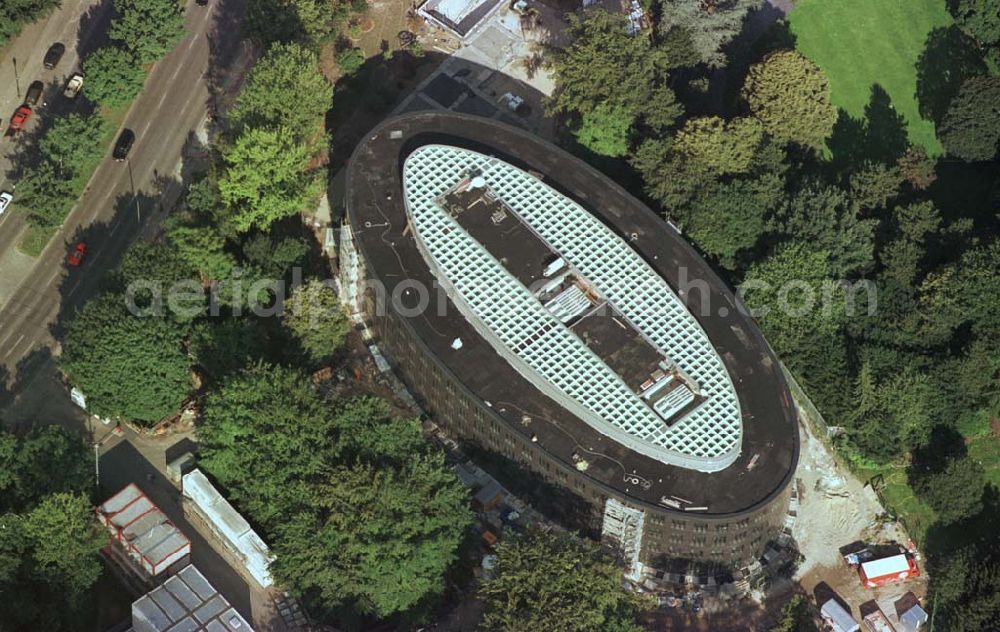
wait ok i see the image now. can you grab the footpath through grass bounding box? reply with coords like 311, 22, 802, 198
788, 0, 951, 154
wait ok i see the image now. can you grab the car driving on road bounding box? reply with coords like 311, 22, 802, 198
113, 128, 135, 161
0, 191, 13, 216
43, 43, 66, 70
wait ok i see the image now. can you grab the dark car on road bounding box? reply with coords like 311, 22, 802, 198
24, 81, 44, 106
113, 128, 135, 161
43, 43, 66, 70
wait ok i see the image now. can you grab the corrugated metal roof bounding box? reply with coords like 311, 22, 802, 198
132, 564, 253, 632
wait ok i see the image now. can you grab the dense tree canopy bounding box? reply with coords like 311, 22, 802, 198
952, 0, 1000, 65
230, 42, 331, 138
197, 363, 341, 529
271, 456, 472, 618
776, 183, 876, 277
911, 455, 986, 524
61, 292, 191, 423
547, 9, 682, 151
742, 50, 838, 150
284, 280, 350, 365
0, 427, 105, 630
109, 0, 186, 64
672, 116, 765, 177
770, 595, 819, 632
480, 529, 651, 632
938, 74, 1000, 161
219, 126, 320, 232
82, 45, 148, 108
684, 174, 781, 269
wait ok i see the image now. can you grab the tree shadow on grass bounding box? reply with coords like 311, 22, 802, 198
827, 85, 909, 169
915, 25, 987, 124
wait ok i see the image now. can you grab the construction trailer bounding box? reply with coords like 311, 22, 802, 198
182, 469, 274, 588
821, 599, 861, 632
131, 563, 254, 632
859, 554, 920, 588
96, 484, 190, 580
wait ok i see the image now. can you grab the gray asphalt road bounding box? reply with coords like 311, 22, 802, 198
0, 0, 245, 377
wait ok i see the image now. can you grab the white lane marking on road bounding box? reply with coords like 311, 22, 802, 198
68, 277, 82, 296
109, 218, 122, 236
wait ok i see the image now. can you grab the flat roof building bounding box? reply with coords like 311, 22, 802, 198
344, 112, 799, 573
130, 564, 253, 632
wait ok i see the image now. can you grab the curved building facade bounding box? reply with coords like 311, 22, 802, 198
344, 112, 799, 573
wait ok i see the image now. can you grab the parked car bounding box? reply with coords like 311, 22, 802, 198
113, 128, 135, 161
24, 81, 44, 106
43, 43, 66, 70
0, 191, 13, 216
195, 0, 208, 6
67, 242, 88, 266
9, 105, 31, 132
63, 73, 84, 99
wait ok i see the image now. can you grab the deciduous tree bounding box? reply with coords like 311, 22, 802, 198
82, 46, 147, 108
547, 9, 681, 141
61, 292, 191, 423
197, 363, 341, 530
284, 280, 350, 365
232, 42, 330, 138
219, 127, 320, 232
109, 0, 186, 64
912, 456, 986, 524
742, 50, 837, 151
271, 457, 472, 618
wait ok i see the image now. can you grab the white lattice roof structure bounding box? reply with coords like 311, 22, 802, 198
402, 145, 743, 472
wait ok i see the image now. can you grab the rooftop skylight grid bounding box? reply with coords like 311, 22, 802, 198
401, 145, 743, 472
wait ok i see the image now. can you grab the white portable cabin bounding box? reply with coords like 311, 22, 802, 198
182, 469, 274, 588
822, 599, 861, 632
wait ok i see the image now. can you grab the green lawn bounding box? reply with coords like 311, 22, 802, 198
788, 0, 952, 154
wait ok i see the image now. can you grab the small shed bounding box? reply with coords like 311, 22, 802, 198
97, 484, 190, 578
895, 592, 929, 632
821, 599, 861, 632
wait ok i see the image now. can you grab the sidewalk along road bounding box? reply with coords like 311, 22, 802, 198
0, 0, 248, 380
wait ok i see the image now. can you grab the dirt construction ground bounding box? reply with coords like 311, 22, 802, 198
792, 414, 928, 624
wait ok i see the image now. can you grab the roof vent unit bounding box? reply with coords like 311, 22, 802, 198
542, 256, 567, 278
469, 175, 487, 189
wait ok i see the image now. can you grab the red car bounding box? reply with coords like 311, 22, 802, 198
9, 105, 31, 132
67, 242, 87, 266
